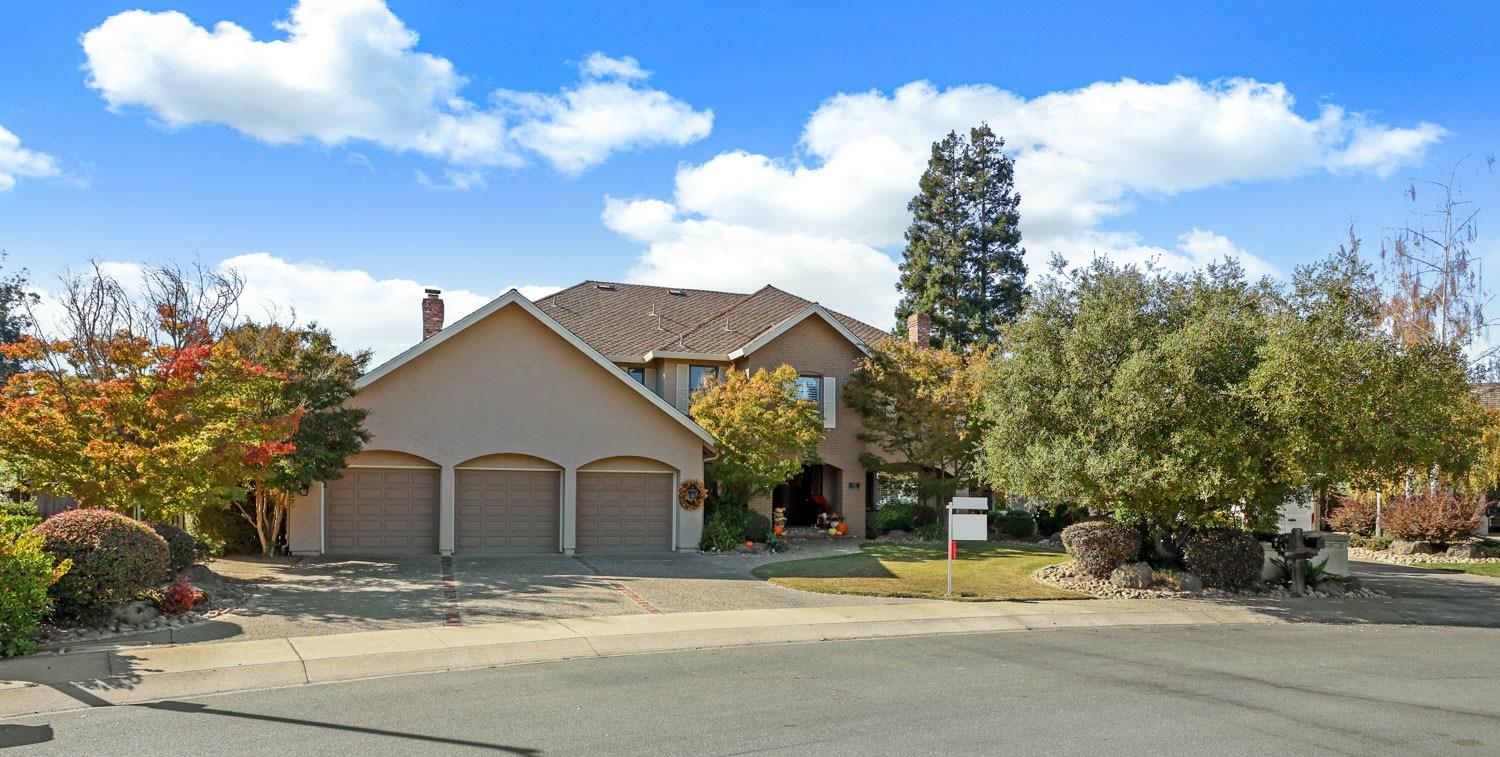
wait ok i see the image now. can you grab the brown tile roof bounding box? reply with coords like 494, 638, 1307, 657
534, 281, 890, 358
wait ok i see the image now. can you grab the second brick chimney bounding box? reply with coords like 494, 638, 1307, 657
907, 312, 931, 348
422, 289, 445, 340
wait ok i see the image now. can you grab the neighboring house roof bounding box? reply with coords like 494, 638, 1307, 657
535, 281, 891, 359
1478, 382, 1500, 411
358, 290, 716, 449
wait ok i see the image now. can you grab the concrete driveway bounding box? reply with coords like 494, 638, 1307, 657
165, 544, 906, 645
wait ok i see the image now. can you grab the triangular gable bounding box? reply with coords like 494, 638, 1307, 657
727, 303, 875, 360
357, 290, 716, 449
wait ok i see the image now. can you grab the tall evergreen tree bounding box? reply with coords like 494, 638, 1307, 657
896, 125, 1027, 348
0, 253, 36, 383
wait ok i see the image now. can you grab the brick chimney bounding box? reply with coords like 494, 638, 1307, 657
421, 289, 445, 340
907, 312, 931, 348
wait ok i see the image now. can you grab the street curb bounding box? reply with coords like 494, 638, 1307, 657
0, 600, 1274, 718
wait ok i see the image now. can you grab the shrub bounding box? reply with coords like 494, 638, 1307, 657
740, 509, 771, 543
699, 508, 745, 552
873, 504, 918, 534
1061, 520, 1140, 577
151, 523, 197, 573
1382, 491, 1485, 543
991, 509, 1036, 538
1033, 502, 1088, 537
913, 522, 945, 542
1182, 528, 1265, 589
189, 503, 259, 558
1325, 495, 1377, 535
157, 575, 204, 615
0, 515, 40, 536
34, 509, 171, 623
0, 502, 38, 518
1350, 534, 1393, 551
0, 530, 69, 657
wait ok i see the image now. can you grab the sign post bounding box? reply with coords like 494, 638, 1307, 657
947, 496, 990, 596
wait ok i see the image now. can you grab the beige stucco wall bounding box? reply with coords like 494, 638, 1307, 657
738, 316, 874, 537
287, 302, 708, 554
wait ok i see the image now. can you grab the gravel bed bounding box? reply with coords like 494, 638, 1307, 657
1033, 561, 1382, 600
1349, 546, 1500, 566
31, 565, 253, 651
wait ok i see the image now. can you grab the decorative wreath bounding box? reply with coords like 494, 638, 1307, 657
678, 479, 707, 510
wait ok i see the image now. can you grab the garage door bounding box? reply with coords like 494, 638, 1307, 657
455, 469, 561, 553
324, 468, 439, 555
576, 472, 673, 552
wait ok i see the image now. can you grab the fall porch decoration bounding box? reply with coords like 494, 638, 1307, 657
678, 479, 707, 510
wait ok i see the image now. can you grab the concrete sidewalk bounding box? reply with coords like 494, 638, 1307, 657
0, 598, 1270, 718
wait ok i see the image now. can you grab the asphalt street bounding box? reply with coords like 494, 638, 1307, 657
4, 622, 1497, 755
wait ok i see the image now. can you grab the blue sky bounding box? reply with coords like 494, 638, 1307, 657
1, 1, 1496, 360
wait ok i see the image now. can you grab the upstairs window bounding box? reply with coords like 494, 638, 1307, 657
795, 375, 822, 407
689, 365, 720, 390
626, 367, 646, 385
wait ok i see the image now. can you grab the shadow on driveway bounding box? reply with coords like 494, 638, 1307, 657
1222, 560, 1500, 628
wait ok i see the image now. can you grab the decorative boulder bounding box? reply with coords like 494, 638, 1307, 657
885, 530, 909, 541
1175, 572, 1204, 592
1446, 543, 1482, 559
1390, 540, 1441, 556
111, 599, 161, 627
1109, 562, 1153, 589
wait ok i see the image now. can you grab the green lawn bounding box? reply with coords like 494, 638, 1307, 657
752, 542, 1083, 601
1414, 562, 1500, 578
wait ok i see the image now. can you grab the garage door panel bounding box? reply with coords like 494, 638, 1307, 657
324, 468, 440, 555
455, 469, 560, 553
577, 472, 673, 552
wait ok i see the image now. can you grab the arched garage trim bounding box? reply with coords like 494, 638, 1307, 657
345, 450, 440, 469
578, 455, 677, 473
457, 452, 564, 471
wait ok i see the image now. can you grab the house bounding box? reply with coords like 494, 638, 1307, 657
286, 281, 899, 556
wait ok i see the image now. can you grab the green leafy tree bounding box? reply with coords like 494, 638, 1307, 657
896, 124, 1026, 348
1251, 236, 1484, 520
979, 256, 1289, 551
844, 340, 991, 517
690, 365, 824, 509
226, 323, 371, 555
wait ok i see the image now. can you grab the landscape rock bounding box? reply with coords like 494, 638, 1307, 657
1175, 572, 1204, 592
1446, 543, 1482, 559
1390, 540, 1441, 556
1109, 562, 1153, 589
884, 530, 909, 541
1319, 582, 1346, 597
111, 599, 161, 627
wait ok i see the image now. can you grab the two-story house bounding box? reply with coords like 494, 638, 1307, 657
286, 281, 896, 557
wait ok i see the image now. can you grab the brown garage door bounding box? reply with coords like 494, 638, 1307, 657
455, 469, 560, 553
576, 472, 673, 552
324, 468, 439, 555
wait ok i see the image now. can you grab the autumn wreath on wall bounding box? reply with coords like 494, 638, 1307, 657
678, 480, 707, 510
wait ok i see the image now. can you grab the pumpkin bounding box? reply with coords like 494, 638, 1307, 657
835, 522, 848, 536
745, 540, 755, 548
828, 527, 839, 537
773, 525, 784, 537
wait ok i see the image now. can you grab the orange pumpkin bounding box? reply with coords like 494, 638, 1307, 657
835, 522, 848, 536
773, 525, 784, 537
745, 540, 755, 548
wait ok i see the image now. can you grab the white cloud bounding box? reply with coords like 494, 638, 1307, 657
30, 254, 561, 364
610, 77, 1444, 315
605, 198, 901, 329
0, 123, 61, 192
81, 0, 710, 177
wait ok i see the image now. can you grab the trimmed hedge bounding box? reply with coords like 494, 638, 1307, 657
991, 509, 1036, 538
873, 504, 918, 534
151, 523, 197, 573
1382, 491, 1484, 543
1326, 496, 1377, 536
1061, 520, 1140, 577
1182, 528, 1264, 589
34, 509, 170, 623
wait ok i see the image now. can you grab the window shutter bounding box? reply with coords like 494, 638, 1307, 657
822, 376, 836, 428
676, 364, 691, 412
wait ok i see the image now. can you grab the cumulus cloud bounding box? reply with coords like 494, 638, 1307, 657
29, 254, 561, 364
610, 77, 1445, 315
81, 0, 711, 176
0, 123, 61, 192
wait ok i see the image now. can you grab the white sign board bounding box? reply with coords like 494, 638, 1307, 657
950, 513, 988, 541
949, 496, 990, 511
